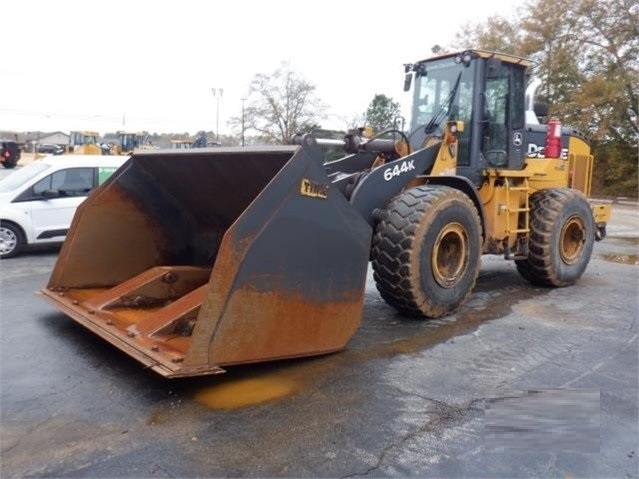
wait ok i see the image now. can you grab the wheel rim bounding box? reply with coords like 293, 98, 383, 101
560, 215, 586, 265
0, 226, 18, 255
431, 222, 469, 288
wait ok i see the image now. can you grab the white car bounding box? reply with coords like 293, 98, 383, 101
0, 155, 128, 258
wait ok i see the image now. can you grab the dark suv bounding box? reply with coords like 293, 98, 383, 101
1, 140, 21, 169
37, 143, 65, 155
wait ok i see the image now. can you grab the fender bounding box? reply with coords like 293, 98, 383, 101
349, 142, 440, 225
423, 175, 487, 242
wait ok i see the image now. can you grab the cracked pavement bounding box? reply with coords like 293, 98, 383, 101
1, 204, 637, 478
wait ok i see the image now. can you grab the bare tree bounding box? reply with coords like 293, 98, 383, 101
232, 62, 326, 144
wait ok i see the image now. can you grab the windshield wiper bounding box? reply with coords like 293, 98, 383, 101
423, 71, 463, 134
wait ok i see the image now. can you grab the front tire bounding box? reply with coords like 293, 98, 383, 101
371, 186, 482, 318
516, 188, 595, 287
0, 221, 25, 259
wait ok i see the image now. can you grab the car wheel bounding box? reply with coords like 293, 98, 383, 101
0, 221, 25, 259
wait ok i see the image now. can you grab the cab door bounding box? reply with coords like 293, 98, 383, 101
28, 167, 96, 242
481, 59, 526, 170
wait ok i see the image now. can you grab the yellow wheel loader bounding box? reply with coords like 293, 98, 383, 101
68, 131, 102, 155
42, 50, 611, 378
114, 131, 148, 155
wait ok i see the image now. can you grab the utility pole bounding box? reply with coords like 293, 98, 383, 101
241, 97, 247, 147
212, 88, 223, 143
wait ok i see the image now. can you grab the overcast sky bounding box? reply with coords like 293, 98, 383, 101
2, 0, 517, 135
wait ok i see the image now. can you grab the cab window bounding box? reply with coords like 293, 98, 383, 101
31, 168, 95, 198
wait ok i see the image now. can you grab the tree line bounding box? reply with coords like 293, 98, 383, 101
225, 1, 635, 196
453, 0, 638, 196
98, 0, 638, 196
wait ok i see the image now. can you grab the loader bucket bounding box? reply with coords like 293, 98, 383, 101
42, 142, 372, 377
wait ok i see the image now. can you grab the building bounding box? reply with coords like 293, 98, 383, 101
37, 131, 70, 146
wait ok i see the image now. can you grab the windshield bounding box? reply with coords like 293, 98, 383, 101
70, 132, 98, 146
411, 57, 475, 132
0, 162, 50, 193
121, 134, 136, 152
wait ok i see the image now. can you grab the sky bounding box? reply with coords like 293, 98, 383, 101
1, 0, 517, 136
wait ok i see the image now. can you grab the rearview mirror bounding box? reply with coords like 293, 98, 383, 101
404, 72, 413, 92
42, 189, 61, 199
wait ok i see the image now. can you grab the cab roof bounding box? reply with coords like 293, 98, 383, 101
418, 49, 534, 68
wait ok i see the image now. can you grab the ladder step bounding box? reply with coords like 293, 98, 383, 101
505, 178, 531, 241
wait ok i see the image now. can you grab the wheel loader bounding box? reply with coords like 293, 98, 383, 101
113, 131, 149, 155
42, 50, 611, 378
68, 131, 102, 155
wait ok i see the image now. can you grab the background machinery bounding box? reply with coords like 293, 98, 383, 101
169, 139, 193, 150
68, 131, 102, 155
116, 131, 147, 155
169, 131, 212, 150
42, 50, 610, 378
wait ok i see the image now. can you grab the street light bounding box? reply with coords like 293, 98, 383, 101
211, 88, 224, 143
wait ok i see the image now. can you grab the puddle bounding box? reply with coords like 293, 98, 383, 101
193, 374, 298, 410
597, 253, 639, 266
186, 270, 547, 410
188, 280, 544, 410
350, 285, 541, 362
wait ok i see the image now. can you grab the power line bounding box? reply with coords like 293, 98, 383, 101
0, 108, 217, 130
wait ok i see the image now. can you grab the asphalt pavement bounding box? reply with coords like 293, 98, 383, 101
1, 160, 638, 477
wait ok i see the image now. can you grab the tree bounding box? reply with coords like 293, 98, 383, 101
570, 0, 638, 141
364, 94, 402, 134
454, 15, 525, 56
231, 63, 326, 144
450, 0, 638, 197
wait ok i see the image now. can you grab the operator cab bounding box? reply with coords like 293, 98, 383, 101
118, 132, 146, 153
406, 50, 531, 185
69, 131, 99, 148
170, 140, 193, 150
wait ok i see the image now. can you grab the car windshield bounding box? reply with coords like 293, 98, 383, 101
0, 162, 50, 193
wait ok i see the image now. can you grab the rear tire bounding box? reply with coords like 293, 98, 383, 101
371, 186, 482, 318
515, 188, 594, 287
0, 221, 25, 259
2, 159, 17, 169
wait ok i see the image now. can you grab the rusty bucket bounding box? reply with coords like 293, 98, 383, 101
42, 143, 372, 377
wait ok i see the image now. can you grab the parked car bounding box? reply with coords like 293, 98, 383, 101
36, 143, 65, 155
0, 155, 129, 258
1, 140, 21, 169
